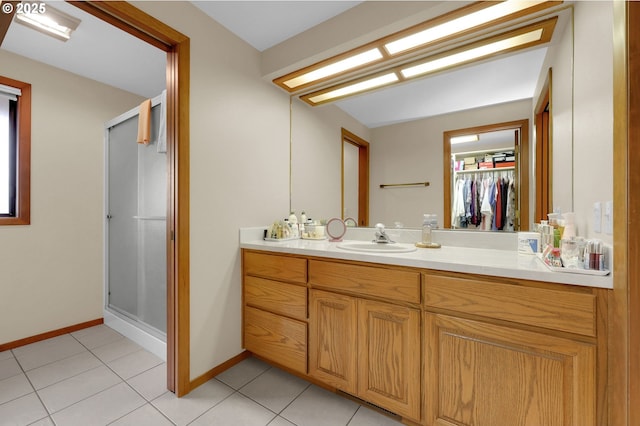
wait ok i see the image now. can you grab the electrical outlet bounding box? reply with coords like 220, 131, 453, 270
593, 202, 602, 233
604, 201, 613, 235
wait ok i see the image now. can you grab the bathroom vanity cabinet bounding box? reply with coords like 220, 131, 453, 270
241, 248, 608, 426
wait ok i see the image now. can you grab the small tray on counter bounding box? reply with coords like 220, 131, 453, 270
264, 237, 299, 242
537, 254, 610, 276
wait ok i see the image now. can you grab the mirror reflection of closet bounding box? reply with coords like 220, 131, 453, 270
341, 128, 369, 227
443, 120, 530, 231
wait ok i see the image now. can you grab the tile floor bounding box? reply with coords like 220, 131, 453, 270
0, 325, 403, 426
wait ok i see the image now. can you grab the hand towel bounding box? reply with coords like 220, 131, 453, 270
137, 98, 151, 145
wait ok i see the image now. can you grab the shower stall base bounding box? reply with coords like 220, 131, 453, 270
104, 308, 166, 361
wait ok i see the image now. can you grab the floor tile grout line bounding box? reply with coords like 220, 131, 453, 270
237, 379, 312, 417
184, 388, 278, 426
9, 347, 56, 426
31, 361, 108, 394
39, 379, 125, 417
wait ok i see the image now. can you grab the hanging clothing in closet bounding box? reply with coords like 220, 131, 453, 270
451, 171, 516, 231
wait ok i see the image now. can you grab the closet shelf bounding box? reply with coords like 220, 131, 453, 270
455, 166, 515, 174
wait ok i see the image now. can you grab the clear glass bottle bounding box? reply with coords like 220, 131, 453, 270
422, 214, 433, 244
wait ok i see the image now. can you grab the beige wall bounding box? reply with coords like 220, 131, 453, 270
0, 50, 144, 344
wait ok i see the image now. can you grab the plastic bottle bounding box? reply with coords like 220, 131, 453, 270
288, 212, 299, 238
422, 214, 433, 244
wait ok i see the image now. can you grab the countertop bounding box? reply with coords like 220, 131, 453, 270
240, 228, 613, 289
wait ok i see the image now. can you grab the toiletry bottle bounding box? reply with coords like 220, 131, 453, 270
300, 211, 307, 235
288, 212, 299, 238
422, 214, 433, 244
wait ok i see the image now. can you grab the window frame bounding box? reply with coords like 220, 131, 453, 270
0, 76, 31, 225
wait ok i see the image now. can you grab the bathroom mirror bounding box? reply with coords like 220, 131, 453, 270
290, 4, 576, 230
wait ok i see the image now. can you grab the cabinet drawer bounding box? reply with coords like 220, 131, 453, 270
424, 274, 596, 337
244, 306, 307, 374
244, 251, 307, 283
245, 276, 307, 320
309, 260, 421, 304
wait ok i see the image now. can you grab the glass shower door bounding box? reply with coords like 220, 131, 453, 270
106, 104, 167, 339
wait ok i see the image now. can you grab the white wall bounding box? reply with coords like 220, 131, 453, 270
291, 99, 370, 222
369, 100, 532, 228
572, 1, 613, 244
0, 50, 144, 344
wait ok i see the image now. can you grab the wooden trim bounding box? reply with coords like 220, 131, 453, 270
443, 119, 530, 230
70, 1, 191, 397
0, 1, 18, 45
0, 76, 31, 226
627, 4, 640, 423
341, 128, 369, 227
190, 351, 251, 390
610, 1, 630, 425
0, 318, 103, 351
535, 69, 552, 223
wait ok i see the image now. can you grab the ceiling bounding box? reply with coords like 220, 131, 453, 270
1, 1, 551, 128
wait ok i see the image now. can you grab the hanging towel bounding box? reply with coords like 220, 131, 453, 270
137, 98, 152, 145
157, 89, 167, 153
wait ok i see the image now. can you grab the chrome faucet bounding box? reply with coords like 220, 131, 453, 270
373, 223, 394, 243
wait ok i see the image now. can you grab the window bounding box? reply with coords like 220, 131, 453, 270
0, 76, 31, 225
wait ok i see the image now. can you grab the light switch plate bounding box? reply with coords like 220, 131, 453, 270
593, 202, 602, 233
604, 201, 613, 235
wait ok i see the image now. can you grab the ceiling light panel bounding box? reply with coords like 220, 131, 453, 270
301, 17, 556, 107
302, 72, 399, 105
14, 4, 81, 42
282, 48, 383, 89
384, 0, 550, 55
273, 1, 561, 95
401, 28, 545, 79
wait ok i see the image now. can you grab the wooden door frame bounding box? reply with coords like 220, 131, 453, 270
69, 1, 191, 397
535, 69, 552, 223
610, 1, 639, 425
341, 128, 369, 227
443, 119, 530, 230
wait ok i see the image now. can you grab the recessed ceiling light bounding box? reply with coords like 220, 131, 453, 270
14, 5, 81, 42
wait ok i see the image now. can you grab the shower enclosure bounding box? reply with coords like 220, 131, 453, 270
104, 93, 167, 358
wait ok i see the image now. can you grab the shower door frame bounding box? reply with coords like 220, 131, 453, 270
70, 1, 190, 397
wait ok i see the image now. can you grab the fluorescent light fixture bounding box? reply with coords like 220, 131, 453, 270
282, 48, 383, 90
14, 5, 81, 42
385, 0, 547, 55
450, 134, 479, 144
401, 28, 543, 79
304, 73, 399, 105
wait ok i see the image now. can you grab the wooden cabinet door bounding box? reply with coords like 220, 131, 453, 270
357, 299, 421, 421
425, 313, 596, 426
309, 289, 357, 393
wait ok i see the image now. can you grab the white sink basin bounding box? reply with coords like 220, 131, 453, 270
337, 241, 417, 253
